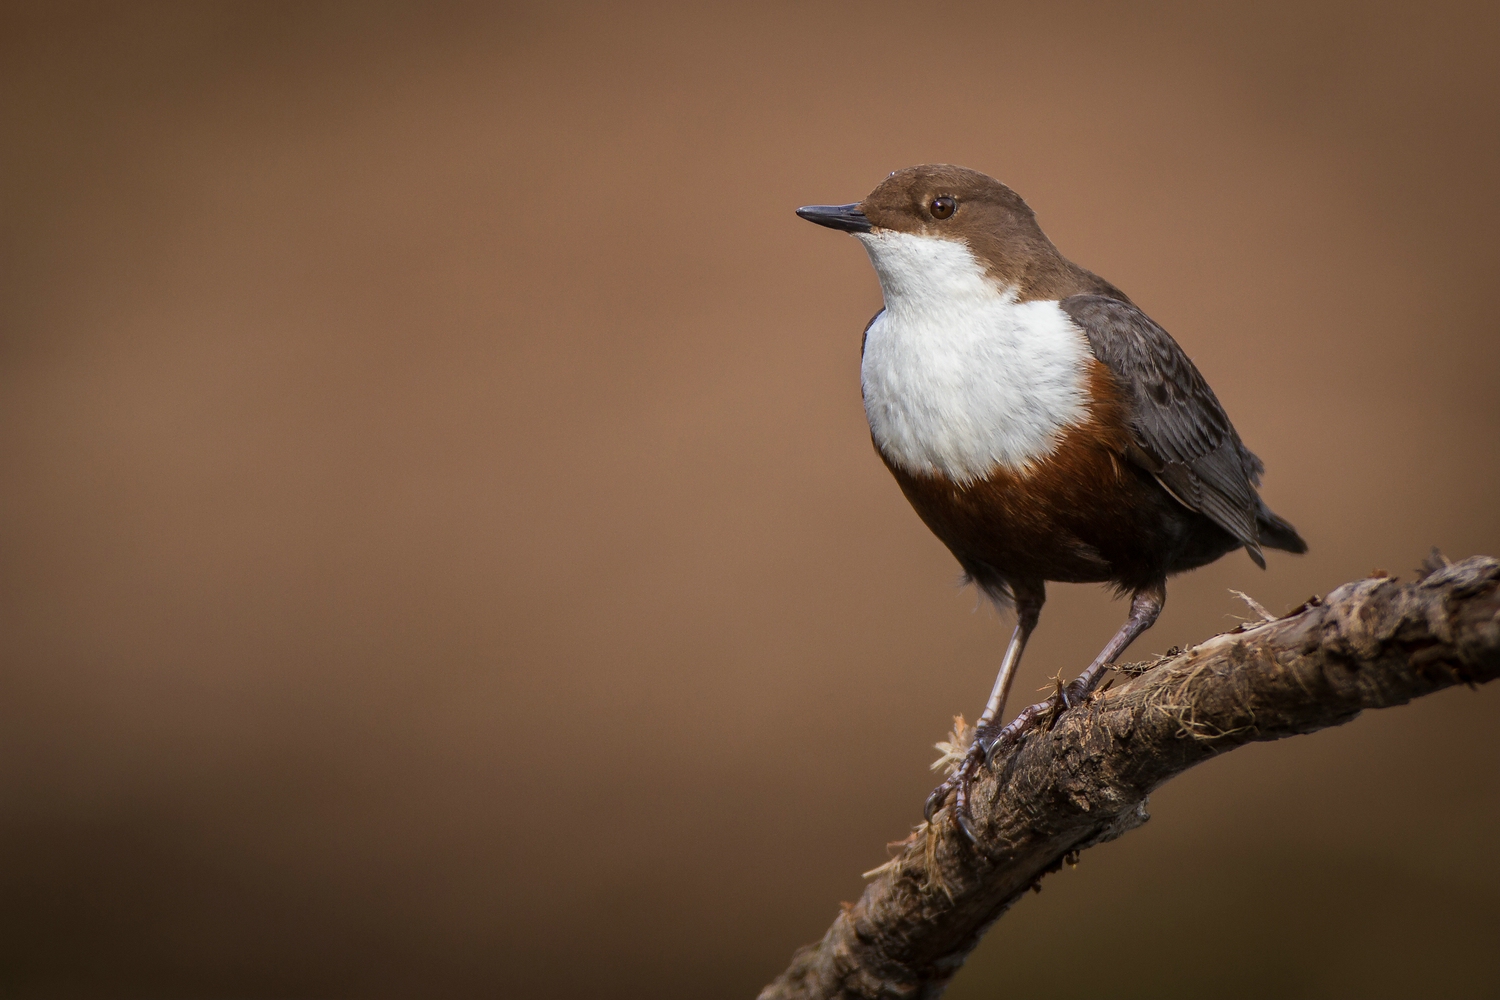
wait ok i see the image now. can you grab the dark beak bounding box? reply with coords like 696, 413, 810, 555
795, 203, 872, 234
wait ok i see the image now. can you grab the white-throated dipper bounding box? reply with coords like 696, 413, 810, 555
797, 164, 1305, 841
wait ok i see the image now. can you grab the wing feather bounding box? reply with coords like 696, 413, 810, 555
1060, 295, 1266, 564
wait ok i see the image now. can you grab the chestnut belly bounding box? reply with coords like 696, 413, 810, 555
881, 437, 1241, 592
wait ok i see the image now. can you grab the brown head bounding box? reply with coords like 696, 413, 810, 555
797, 164, 1121, 301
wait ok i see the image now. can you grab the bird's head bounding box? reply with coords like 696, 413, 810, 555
797, 164, 1059, 300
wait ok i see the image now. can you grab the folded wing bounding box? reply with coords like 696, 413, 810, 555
1060, 294, 1269, 567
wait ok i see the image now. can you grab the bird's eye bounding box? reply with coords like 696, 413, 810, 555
930, 196, 956, 220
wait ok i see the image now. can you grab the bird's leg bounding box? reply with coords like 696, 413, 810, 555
985, 580, 1166, 759
1064, 580, 1166, 704
924, 584, 1043, 840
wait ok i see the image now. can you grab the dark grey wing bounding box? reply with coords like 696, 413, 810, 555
1060, 294, 1268, 566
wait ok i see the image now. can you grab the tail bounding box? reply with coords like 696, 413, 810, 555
1256, 505, 1308, 555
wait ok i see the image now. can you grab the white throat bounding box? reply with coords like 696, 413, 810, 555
855, 230, 1090, 484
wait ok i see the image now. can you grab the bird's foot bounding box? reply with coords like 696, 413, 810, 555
922, 709, 1047, 842
1035, 672, 1074, 729
997, 673, 1099, 749
923, 722, 997, 843
924, 673, 1109, 843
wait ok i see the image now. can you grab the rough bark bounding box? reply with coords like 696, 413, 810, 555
760, 555, 1500, 1000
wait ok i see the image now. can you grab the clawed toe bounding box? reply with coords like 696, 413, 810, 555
925, 670, 1113, 841
924, 728, 997, 839
1050, 671, 1073, 711
1040, 675, 1099, 730
923, 778, 955, 824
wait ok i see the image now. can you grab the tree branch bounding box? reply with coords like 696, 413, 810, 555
760, 555, 1500, 1000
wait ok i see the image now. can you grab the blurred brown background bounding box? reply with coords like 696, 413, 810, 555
3, 2, 1498, 997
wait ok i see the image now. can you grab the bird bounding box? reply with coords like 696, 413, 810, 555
796, 164, 1305, 841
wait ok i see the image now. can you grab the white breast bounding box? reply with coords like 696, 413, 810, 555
856, 230, 1091, 485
